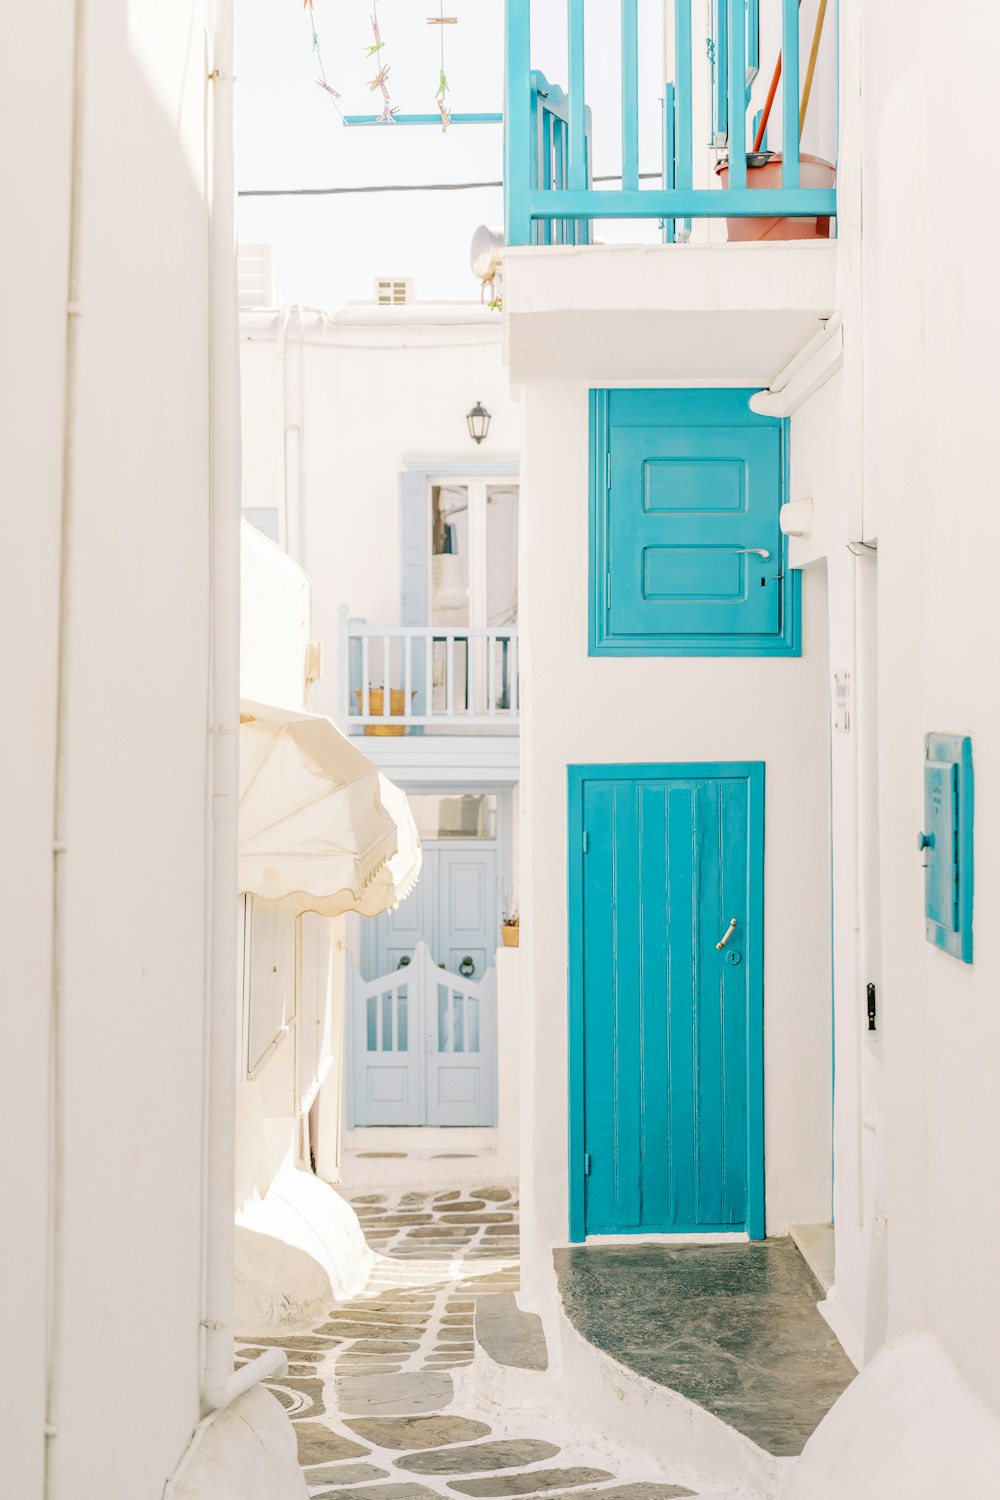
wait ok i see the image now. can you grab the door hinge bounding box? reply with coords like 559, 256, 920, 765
583, 1152, 592, 1176
582, 830, 589, 853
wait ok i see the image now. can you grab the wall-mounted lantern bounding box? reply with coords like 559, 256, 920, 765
466, 400, 491, 445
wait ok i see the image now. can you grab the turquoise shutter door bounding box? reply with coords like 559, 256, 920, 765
609, 423, 781, 638
591, 389, 797, 655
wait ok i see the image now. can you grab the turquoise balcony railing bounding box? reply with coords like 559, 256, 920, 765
504, 0, 838, 247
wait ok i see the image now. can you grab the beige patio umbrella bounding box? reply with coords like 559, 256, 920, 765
238, 701, 421, 917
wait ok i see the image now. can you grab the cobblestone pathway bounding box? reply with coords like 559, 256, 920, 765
238, 1187, 696, 1500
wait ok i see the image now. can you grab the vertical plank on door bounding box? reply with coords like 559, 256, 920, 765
638, 782, 670, 1228
721, 775, 751, 1225
581, 780, 616, 1233
666, 784, 698, 1226
697, 780, 726, 1226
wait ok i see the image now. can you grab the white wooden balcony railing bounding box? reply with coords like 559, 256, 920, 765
338, 608, 519, 735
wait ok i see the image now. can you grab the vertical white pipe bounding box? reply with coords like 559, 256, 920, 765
202, 0, 285, 1412
202, 0, 241, 1412
45, 0, 88, 1490
283, 306, 305, 566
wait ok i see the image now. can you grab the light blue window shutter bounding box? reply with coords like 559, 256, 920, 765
400, 471, 429, 716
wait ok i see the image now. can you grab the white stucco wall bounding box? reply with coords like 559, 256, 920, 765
240, 519, 311, 710
516, 381, 833, 1303
854, 0, 1000, 1422
0, 2, 228, 1495
239, 306, 520, 726
0, 3, 73, 1491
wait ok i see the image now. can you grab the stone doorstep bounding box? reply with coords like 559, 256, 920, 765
552, 1240, 857, 1459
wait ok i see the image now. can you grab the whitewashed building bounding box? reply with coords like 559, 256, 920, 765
239, 292, 523, 1177
1, 2, 417, 1494
500, 0, 1000, 1495
0, 0, 312, 1494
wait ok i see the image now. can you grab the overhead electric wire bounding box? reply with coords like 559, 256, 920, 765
239, 171, 660, 198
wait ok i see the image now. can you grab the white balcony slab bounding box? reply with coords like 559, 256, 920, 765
504, 241, 839, 387
344, 734, 520, 784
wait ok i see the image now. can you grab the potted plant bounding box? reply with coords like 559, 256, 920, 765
498, 879, 519, 947
355, 686, 416, 737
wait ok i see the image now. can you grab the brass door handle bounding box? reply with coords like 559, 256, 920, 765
716, 918, 738, 950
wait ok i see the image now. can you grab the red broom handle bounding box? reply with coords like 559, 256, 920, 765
751, 0, 803, 154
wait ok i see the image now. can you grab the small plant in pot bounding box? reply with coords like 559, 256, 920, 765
498, 880, 519, 947
501, 910, 519, 948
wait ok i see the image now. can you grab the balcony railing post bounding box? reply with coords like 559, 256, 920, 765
505, 0, 533, 245
621, 0, 639, 193
726, 0, 747, 188
567, 0, 587, 191
674, 0, 693, 193
781, 0, 801, 188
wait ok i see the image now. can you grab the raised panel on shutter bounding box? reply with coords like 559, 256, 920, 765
590, 389, 799, 657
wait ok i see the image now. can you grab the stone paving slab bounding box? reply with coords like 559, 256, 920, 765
398, 1441, 560, 1475
338, 1373, 455, 1415
474, 1293, 548, 1372
317, 1323, 428, 1340
296, 1425, 371, 1465
304, 1464, 391, 1485
527, 1487, 692, 1500
312, 1484, 441, 1500
446, 1469, 614, 1497
346, 1417, 493, 1450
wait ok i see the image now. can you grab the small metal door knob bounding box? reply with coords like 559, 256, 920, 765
459, 956, 475, 978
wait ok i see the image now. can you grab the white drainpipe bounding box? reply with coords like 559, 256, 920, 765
283, 305, 306, 567
45, 0, 89, 1491
202, 0, 286, 1412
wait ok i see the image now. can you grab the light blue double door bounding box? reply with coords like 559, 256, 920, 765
569, 764, 765, 1240
362, 845, 498, 983
355, 842, 499, 1128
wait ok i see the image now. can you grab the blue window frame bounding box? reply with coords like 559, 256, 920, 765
589, 388, 800, 657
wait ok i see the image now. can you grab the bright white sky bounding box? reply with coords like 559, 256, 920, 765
236, 1, 665, 313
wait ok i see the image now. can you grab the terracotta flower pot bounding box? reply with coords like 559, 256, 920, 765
500, 923, 520, 948
715, 153, 836, 242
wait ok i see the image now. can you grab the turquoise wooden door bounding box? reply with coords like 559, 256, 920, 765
569, 763, 765, 1240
